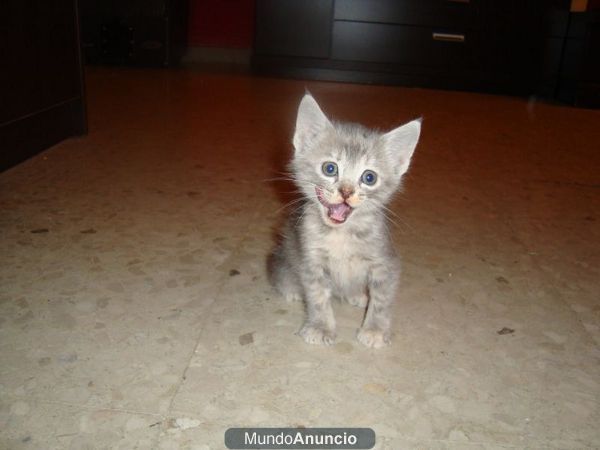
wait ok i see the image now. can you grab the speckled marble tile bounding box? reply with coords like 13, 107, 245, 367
0, 399, 161, 450
1, 68, 599, 449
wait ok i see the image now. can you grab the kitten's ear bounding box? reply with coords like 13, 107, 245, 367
293, 94, 333, 154
382, 118, 422, 177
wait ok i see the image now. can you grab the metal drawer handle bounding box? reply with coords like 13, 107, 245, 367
432, 32, 465, 43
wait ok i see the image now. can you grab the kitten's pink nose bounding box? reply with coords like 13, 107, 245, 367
339, 185, 354, 200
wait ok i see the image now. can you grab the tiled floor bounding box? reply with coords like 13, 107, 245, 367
1, 67, 599, 449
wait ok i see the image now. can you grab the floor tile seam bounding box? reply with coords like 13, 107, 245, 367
155, 203, 268, 446
0, 394, 165, 418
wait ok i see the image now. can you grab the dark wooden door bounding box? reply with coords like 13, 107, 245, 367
0, 0, 87, 171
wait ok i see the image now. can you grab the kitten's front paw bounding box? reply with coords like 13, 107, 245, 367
357, 328, 390, 348
299, 323, 336, 346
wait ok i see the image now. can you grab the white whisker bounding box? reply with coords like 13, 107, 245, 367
274, 197, 307, 214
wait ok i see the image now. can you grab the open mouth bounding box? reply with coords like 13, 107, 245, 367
316, 187, 353, 224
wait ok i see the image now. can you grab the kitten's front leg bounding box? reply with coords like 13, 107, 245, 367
358, 263, 399, 348
298, 269, 336, 345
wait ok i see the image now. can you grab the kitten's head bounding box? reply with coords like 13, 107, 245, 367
291, 94, 421, 228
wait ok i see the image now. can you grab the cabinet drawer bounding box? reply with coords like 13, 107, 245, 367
255, 0, 333, 58
335, 0, 478, 30
332, 21, 476, 69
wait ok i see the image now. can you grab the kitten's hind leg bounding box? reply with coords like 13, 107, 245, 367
268, 246, 303, 302
278, 275, 303, 303
346, 293, 368, 308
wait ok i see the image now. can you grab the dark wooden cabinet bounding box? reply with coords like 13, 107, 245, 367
0, 0, 86, 171
80, 0, 189, 67
255, 0, 333, 58
334, 0, 480, 29
253, 0, 573, 97
331, 22, 479, 69
556, 10, 600, 107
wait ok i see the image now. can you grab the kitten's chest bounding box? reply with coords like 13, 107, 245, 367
321, 232, 363, 261
318, 230, 371, 287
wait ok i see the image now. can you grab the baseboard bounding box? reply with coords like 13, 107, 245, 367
181, 46, 252, 66
0, 98, 86, 172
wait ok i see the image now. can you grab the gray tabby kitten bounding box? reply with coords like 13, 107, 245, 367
269, 94, 421, 348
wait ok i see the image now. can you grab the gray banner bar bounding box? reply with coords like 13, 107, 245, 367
225, 428, 375, 449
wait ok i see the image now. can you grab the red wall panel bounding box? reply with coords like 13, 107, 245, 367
188, 0, 255, 48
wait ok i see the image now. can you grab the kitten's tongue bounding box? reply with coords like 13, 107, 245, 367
329, 202, 351, 222
315, 187, 353, 224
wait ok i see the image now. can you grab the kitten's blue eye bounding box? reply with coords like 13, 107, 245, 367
361, 170, 377, 185
322, 162, 338, 177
